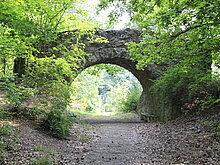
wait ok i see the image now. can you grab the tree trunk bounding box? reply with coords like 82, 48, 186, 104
13, 57, 26, 78
3, 58, 6, 75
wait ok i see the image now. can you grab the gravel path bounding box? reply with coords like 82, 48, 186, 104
81, 122, 148, 165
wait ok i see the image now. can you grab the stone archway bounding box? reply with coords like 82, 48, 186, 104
82, 29, 157, 117
60, 28, 181, 121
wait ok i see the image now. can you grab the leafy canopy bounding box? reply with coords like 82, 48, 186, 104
98, 0, 220, 69
98, 0, 220, 112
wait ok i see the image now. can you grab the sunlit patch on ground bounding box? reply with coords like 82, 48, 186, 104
71, 109, 139, 120
0, 120, 20, 127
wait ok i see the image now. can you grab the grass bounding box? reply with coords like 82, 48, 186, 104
30, 145, 58, 165
69, 109, 94, 118
77, 133, 89, 142
34, 145, 58, 155
29, 156, 53, 165
79, 122, 93, 131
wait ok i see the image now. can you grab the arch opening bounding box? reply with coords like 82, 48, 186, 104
69, 64, 143, 116
84, 57, 153, 89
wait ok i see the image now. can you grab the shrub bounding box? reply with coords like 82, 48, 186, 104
85, 105, 94, 112
203, 119, 220, 137
120, 86, 141, 112
40, 109, 74, 139
0, 76, 36, 116
34, 145, 58, 155
150, 65, 220, 115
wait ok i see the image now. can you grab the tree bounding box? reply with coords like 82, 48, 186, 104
98, 0, 220, 113
0, 0, 97, 76
0, 0, 99, 138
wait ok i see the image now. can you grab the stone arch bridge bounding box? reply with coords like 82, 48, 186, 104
59, 28, 180, 121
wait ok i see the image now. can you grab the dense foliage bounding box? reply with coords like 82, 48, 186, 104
0, 0, 141, 142
0, 0, 98, 140
98, 0, 220, 113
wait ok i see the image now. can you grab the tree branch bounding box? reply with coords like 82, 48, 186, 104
170, 22, 220, 40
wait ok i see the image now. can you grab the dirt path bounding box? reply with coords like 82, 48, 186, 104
80, 121, 148, 164
2, 111, 220, 164
78, 111, 220, 165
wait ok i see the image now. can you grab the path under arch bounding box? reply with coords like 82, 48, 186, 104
81, 122, 149, 165
76, 113, 161, 165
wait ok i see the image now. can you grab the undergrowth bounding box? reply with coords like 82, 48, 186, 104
151, 66, 220, 118
0, 122, 16, 164
203, 119, 220, 138
0, 76, 75, 140
120, 86, 141, 112
40, 108, 74, 139
29, 156, 53, 165
34, 144, 59, 155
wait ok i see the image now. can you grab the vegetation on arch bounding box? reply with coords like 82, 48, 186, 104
98, 0, 219, 66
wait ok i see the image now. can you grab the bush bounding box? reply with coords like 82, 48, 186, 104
40, 109, 74, 139
0, 76, 36, 116
151, 65, 220, 115
85, 105, 94, 112
203, 119, 220, 137
120, 86, 141, 112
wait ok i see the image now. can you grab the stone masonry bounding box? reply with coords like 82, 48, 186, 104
60, 28, 181, 121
